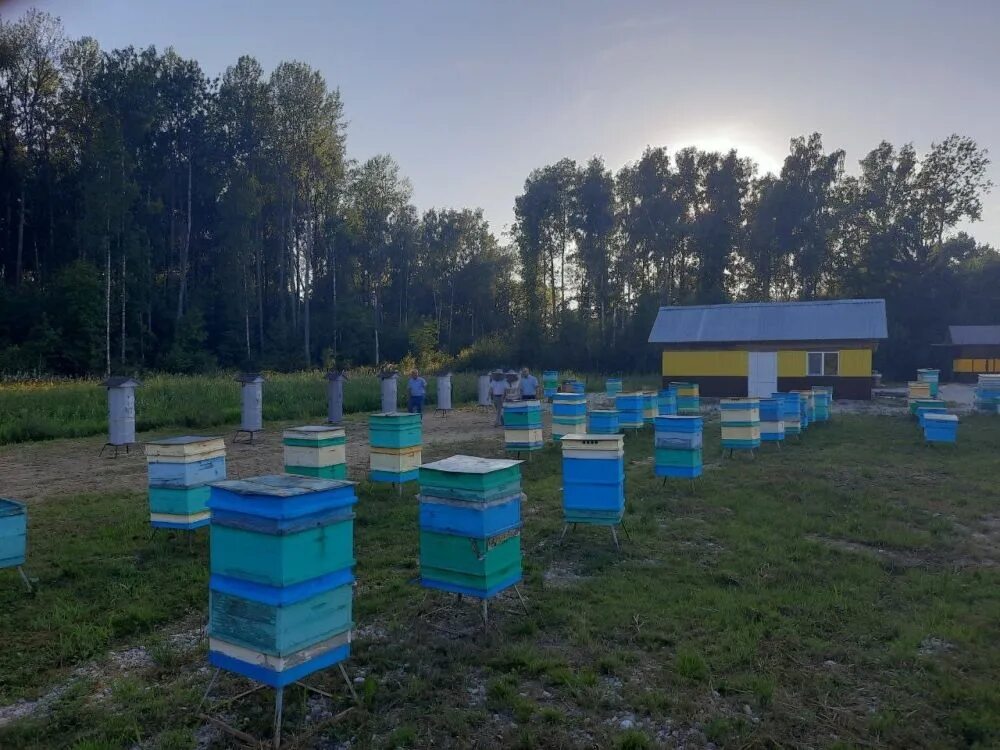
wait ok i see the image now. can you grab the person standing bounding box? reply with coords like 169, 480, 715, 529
520, 367, 539, 399
490, 371, 507, 426
407, 369, 427, 414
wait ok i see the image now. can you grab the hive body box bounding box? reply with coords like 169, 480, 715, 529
810, 387, 832, 422
325, 371, 347, 425
236, 374, 265, 433
437, 374, 453, 412
207, 475, 357, 688
477, 374, 492, 407
773, 392, 802, 437
721, 398, 761, 452
975, 375, 1000, 413
917, 369, 940, 398
587, 409, 619, 435
759, 398, 785, 443
379, 373, 398, 414
504, 401, 543, 452
551, 393, 586, 442
907, 381, 931, 413
284, 426, 347, 479
642, 391, 657, 424
418, 456, 523, 599
671, 382, 700, 416
923, 413, 958, 444
791, 390, 813, 430
915, 401, 947, 427
146, 436, 226, 529
369, 413, 422, 483
561, 434, 625, 525
542, 370, 559, 399
606, 378, 623, 397
102, 376, 141, 448
0, 498, 27, 570
615, 393, 645, 430
657, 388, 677, 417
654, 416, 703, 479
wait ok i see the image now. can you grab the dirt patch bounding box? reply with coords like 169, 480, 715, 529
807, 535, 930, 568
835, 398, 909, 417
0, 406, 514, 504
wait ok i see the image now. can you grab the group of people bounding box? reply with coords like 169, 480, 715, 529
401, 367, 541, 428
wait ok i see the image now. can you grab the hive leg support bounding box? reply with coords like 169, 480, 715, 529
273, 687, 284, 749
514, 585, 529, 615
620, 521, 633, 541
17, 566, 32, 593
481, 599, 489, 629
197, 668, 222, 713
339, 663, 360, 705
610, 526, 621, 552
559, 524, 569, 543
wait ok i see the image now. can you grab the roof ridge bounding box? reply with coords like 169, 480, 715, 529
656, 298, 884, 312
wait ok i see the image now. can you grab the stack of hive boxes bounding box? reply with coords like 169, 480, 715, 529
907, 381, 931, 412
0, 498, 27, 583
283, 425, 347, 479
654, 415, 703, 479
672, 382, 700, 415
811, 387, 832, 422
146, 436, 226, 530
917, 368, 940, 397
975, 374, 1000, 413
792, 391, 813, 430
606, 378, 623, 397
774, 392, 802, 438
542, 370, 559, 399
641, 392, 657, 424
551, 393, 587, 442
587, 409, 619, 435
569, 381, 586, 395
561, 434, 625, 527
615, 393, 645, 430
720, 398, 761, 453
369, 413, 422, 484
207, 475, 357, 687
916, 401, 948, 427
759, 397, 785, 445
503, 400, 543, 452
923, 413, 959, 444
417, 456, 523, 599
657, 387, 677, 416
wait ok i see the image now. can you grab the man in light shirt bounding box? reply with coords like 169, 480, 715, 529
490, 371, 507, 426
520, 367, 539, 399
407, 369, 427, 414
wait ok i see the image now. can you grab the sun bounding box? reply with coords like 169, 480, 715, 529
668, 130, 784, 176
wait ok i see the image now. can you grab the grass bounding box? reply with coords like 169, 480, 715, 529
1, 412, 999, 748
0, 371, 662, 445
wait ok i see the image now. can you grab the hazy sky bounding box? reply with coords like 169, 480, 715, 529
6, 0, 1000, 245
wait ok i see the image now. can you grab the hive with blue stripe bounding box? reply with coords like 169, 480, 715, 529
615, 392, 645, 430
587, 409, 619, 435
605, 377, 623, 397
283, 425, 347, 480
720, 398, 761, 453
418, 456, 523, 599
917, 368, 940, 398
759, 397, 785, 444
774, 392, 801, 437
145, 436, 226, 530
923, 413, 958, 444
642, 391, 657, 424
0, 498, 27, 580
561, 434, 625, 526
551, 392, 587, 441
810, 386, 832, 422
672, 382, 700, 416
975, 375, 1000, 413
542, 370, 559, 399
657, 387, 677, 416
504, 400, 543, 452
369, 413, 422, 484
207, 475, 357, 688
792, 390, 813, 430
654, 415, 703, 479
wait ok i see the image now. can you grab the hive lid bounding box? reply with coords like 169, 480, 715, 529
146, 435, 223, 446
924, 413, 958, 422
101, 376, 141, 388
211, 474, 355, 496
235, 372, 265, 383
0, 497, 26, 516
560, 433, 624, 447
420, 455, 523, 474
284, 425, 346, 438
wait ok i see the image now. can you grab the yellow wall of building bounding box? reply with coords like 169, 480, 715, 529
955, 358, 1000, 373
838, 349, 873, 377
777, 351, 806, 377
662, 350, 748, 376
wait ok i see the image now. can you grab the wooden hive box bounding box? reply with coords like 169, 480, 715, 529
283, 425, 347, 479
146, 436, 226, 529
0, 498, 27, 570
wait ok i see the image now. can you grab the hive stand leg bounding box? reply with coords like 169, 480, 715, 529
17, 566, 32, 593
273, 687, 284, 749
559, 524, 569, 543
197, 668, 222, 713
339, 663, 360, 704
481, 598, 489, 629
620, 521, 633, 541
514, 584, 529, 615
610, 526, 621, 552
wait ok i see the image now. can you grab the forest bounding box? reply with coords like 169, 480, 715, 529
0, 9, 996, 379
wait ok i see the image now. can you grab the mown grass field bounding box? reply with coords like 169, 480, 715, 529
1, 411, 998, 749
0, 371, 659, 445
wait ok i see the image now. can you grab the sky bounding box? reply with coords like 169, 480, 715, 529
5, 0, 1000, 246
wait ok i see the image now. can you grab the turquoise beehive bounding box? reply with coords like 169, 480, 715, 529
1, 498, 31, 590
145, 436, 226, 530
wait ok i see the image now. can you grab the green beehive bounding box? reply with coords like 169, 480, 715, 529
419, 529, 521, 595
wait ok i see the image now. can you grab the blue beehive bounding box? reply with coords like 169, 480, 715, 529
146, 436, 226, 530
207, 475, 357, 688
552, 393, 587, 441
615, 393, 645, 430
654, 416, 703, 479
587, 409, 619, 435
504, 401, 543, 452
606, 378, 623, 397
542, 370, 559, 399
923, 413, 958, 444
759, 398, 785, 443
369, 413, 422, 483
916, 402, 948, 427
561, 434, 625, 526
773, 392, 802, 437
657, 387, 677, 416
0, 498, 27, 571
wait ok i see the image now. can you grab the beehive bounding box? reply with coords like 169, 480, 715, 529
283, 426, 347, 480
909, 397, 941, 418
810, 386, 832, 422
207, 475, 357, 688
436, 373, 453, 412
907, 381, 932, 407
477, 374, 492, 407
773, 392, 801, 437
605, 378, 623, 397
145, 436, 226, 530
916, 369, 940, 398
101, 376, 141, 449
759, 398, 785, 443
657, 387, 677, 416
236, 374, 264, 433
551, 393, 586, 442
615, 392, 645, 430
975, 374, 1000, 413
923, 413, 958, 444
566, 380, 585, 395
720, 398, 761, 452
379, 373, 398, 414
503, 401, 543, 452
654, 415, 703, 479
561, 434, 625, 526
369, 413, 422, 483
791, 390, 813, 430
671, 382, 700, 415
642, 391, 657, 424
418, 456, 523, 599
0, 498, 27, 572
325, 370, 347, 424
587, 409, 619, 435
914, 400, 947, 427
543, 370, 559, 399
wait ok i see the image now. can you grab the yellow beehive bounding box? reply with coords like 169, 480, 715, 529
370, 446, 422, 473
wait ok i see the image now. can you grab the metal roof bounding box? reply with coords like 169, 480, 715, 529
647, 299, 888, 345
947, 325, 1000, 346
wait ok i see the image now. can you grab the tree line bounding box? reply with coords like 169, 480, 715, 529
0, 9, 995, 379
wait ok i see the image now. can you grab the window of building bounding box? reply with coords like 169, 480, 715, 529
808, 352, 839, 376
